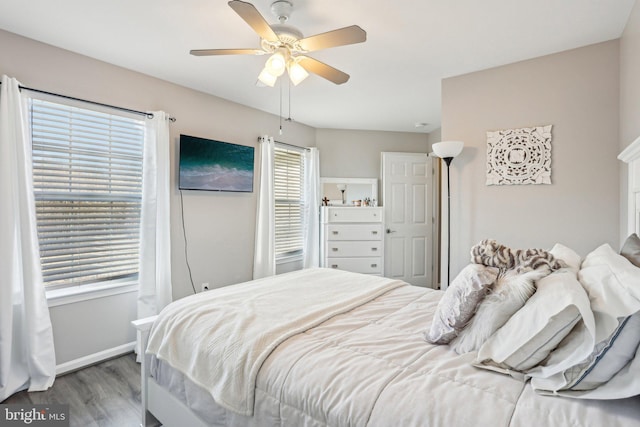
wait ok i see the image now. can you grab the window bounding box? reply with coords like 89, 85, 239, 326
29, 98, 145, 289
274, 144, 304, 260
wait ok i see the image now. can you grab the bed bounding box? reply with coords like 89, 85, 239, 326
133, 140, 640, 427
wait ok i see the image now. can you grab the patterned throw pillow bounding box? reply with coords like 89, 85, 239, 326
470, 238, 566, 271
425, 264, 499, 345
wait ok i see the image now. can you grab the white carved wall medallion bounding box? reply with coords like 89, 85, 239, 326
486, 125, 552, 186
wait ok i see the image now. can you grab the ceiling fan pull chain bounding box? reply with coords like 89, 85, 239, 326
279, 78, 283, 135
288, 77, 292, 121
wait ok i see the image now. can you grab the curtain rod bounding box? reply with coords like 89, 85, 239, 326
0, 81, 176, 122
259, 137, 310, 151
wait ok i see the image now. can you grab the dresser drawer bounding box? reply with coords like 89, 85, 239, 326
325, 207, 382, 223
325, 224, 382, 241
324, 241, 382, 257
325, 257, 383, 274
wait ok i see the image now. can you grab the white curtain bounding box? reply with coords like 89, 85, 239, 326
303, 147, 320, 268
253, 136, 275, 279
0, 75, 56, 400
137, 111, 172, 323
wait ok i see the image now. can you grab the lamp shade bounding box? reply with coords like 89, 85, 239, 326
287, 60, 309, 86
432, 141, 464, 159
257, 68, 277, 87
265, 51, 287, 77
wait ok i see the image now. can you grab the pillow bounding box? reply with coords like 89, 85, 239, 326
579, 244, 640, 323
424, 264, 499, 345
475, 263, 589, 374
563, 311, 640, 391
450, 264, 552, 354
470, 238, 566, 270
550, 242, 582, 273
531, 244, 640, 399
620, 233, 640, 268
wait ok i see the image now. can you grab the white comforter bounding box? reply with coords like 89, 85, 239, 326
148, 269, 640, 427
146, 268, 405, 416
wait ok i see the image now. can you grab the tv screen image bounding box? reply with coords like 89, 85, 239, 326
179, 134, 255, 192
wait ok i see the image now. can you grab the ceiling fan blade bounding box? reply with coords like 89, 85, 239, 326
228, 0, 279, 43
190, 48, 265, 56
297, 56, 350, 85
298, 25, 366, 52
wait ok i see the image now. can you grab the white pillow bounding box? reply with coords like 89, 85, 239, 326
579, 244, 640, 339
425, 264, 499, 344
475, 265, 588, 373
531, 244, 640, 399
550, 242, 582, 273
451, 266, 550, 354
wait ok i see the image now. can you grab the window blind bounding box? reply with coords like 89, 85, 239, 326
274, 145, 304, 259
30, 98, 145, 288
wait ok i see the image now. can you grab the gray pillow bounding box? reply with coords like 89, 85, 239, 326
425, 264, 499, 344
564, 311, 640, 391
620, 233, 640, 268
450, 265, 550, 354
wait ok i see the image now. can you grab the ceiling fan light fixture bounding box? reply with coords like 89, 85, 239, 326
258, 67, 277, 87
287, 59, 309, 86
192, 1, 366, 86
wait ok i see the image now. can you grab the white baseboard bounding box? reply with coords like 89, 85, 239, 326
56, 341, 136, 376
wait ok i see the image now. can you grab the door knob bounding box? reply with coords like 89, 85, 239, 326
386, 229, 396, 234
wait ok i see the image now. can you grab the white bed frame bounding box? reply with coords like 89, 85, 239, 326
133, 138, 640, 427
619, 135, 640, 236
133, 316, 211, 427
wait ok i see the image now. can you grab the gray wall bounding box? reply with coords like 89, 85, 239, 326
441, 40, 621, 279
48, 292, 137, 364
427, 128, 442, 146
316, 128, 430, 195
620, 0, 640, 241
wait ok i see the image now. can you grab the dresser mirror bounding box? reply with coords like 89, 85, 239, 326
320, 177, 378, 206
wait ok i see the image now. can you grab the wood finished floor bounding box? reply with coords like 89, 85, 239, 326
2, 352, 148, 427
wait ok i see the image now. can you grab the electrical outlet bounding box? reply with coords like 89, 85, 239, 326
201, 282, 210, 292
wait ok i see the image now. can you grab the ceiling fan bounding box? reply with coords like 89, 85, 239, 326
190, 0, 367, 86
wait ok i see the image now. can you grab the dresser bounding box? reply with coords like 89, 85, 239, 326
320, 206, 384, 275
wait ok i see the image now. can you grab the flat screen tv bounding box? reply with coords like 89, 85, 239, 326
178, 134, 255, 192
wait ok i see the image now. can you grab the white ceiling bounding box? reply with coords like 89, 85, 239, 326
0, 0, 634, 133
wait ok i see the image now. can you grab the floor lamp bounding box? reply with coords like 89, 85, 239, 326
432, 141, 464, 287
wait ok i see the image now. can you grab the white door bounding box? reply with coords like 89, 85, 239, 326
382, 152, 434, 287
